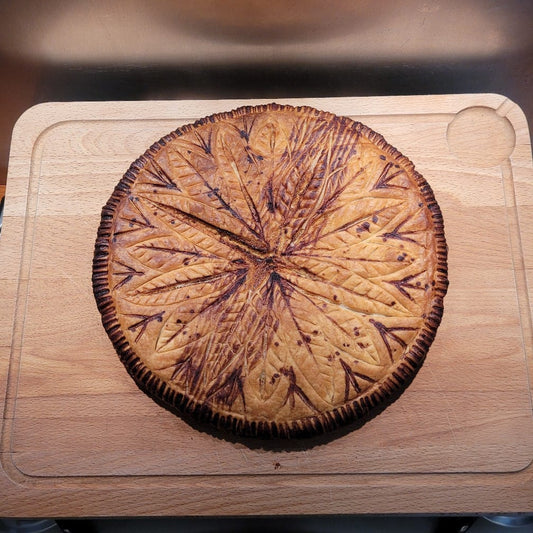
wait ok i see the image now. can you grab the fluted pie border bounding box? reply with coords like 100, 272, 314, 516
92, 103, 448, 439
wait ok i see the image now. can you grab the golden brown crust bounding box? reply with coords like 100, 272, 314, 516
93, 103, 448, 439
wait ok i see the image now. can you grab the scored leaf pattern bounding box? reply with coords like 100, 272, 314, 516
107, 107, 438, 423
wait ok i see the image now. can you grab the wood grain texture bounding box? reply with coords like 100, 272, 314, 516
1, 95, 532, 516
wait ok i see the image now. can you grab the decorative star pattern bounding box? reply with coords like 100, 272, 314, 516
105, 107, 439, 424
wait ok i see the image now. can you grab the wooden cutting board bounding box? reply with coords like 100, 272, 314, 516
1, 95, 533, 515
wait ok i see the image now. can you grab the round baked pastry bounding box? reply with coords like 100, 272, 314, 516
93, 104, 448, 438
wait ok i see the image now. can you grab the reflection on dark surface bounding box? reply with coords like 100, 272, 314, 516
161, 0, 377, 44
1, 0, 532, 63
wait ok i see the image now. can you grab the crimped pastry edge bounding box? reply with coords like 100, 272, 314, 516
92, 103, 448, 439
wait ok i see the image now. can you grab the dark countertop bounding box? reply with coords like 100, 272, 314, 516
0, 0, 532, 189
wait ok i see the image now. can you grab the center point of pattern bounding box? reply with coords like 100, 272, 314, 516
246, 253, 286, 292
258, 254, 281, 271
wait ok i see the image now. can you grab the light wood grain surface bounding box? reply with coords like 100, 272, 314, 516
1, 95, 532, 516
